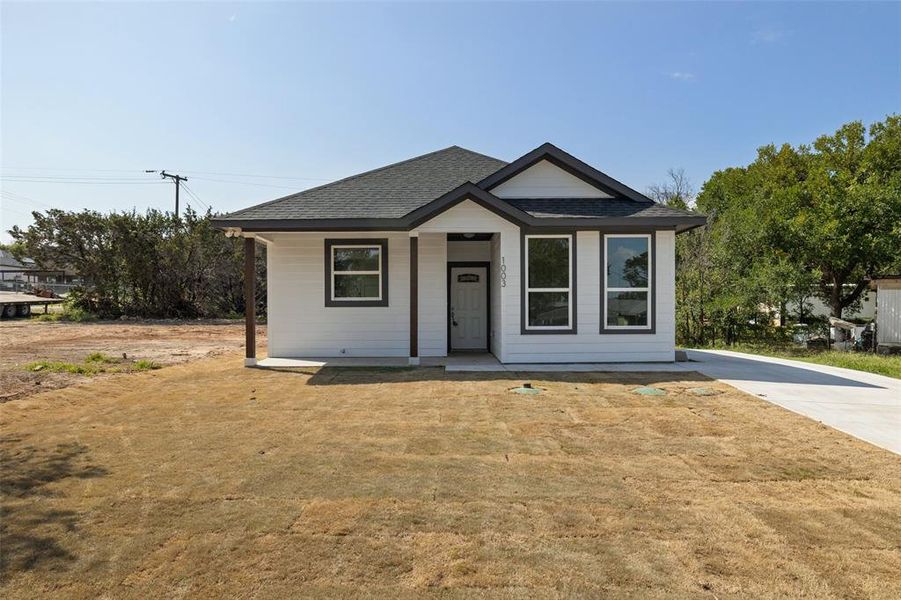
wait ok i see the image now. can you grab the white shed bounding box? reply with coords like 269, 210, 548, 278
871, 277, 901, 353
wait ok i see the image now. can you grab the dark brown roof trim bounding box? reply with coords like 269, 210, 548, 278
211, 214, 707, 234
477, 142, 657, 204
403, 182, 533, 228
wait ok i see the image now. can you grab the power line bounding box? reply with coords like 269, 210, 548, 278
0, 178, 168, 185
145, 170, 188, 216
1, 166, 147, 173
187, 175, 304, 190
0, 189, 54, 208
180, 169, 329, 181
1, 165, 331, 181
180, 182, 209, 212
0, 174, 150, 182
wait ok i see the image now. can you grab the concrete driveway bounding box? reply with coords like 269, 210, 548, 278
684, 349, 901, 455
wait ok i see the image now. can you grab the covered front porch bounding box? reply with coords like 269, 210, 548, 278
240, 197, 520, 366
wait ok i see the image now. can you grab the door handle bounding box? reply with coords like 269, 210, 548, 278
451, 308, 458, 327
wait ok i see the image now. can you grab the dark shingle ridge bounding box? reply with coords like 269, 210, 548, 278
222, 146, 508, 221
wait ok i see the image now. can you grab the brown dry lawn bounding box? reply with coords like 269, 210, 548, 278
0, 319, 265, 402
1, 355, 900, 598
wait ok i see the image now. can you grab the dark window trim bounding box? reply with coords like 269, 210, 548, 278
446, 261, 491, 353
600, 231, 656, 334
324, 238, 389, 307
520, 230, 578, 335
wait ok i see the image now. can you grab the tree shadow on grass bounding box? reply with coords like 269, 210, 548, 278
0, 436, 108, 575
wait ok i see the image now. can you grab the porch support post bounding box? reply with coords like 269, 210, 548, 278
409, 233, 419, 365
244, 236, 257, 367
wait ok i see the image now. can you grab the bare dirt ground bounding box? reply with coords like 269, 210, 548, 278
0, 319, 266, 402
1, 352, 899, 598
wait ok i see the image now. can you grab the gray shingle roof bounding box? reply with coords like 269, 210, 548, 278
223, 146, 507, 221
505, 198, 702, 220
213, 143, 707, 233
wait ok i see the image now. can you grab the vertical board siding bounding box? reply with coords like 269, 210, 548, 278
418, 233, 448, 356
491, 159, 610, 199
490, 233, 503, 358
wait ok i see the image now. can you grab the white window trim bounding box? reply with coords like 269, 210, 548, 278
524, 234, 573, 331
604, 233, 652, 330
331, 244, 382, 302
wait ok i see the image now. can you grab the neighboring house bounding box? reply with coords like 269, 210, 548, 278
0, 249, 35, 274
213, 143, 706, 365
0, 249, 79, 295
776, 288, 876, 323
0, 249, 35, 291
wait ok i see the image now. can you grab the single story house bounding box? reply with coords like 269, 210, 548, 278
213, 143, 706, 366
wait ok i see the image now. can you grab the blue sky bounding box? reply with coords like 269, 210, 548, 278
2, 1, 899, 242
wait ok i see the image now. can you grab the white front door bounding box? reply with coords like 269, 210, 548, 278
450, 266, 488, 351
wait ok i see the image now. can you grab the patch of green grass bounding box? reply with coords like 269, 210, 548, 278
31, 312, 61, 322
26, 355, 162, 376
85, 352, 116, 364
30, 304, 97, 322
133, 359, 161, 371
26, 360, 104, 375
712, 344, 901, 379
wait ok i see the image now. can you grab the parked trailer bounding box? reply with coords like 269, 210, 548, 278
0, 291, 64, 318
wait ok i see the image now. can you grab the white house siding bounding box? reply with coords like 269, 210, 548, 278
491, 159, 611, 199
417, 233, 447, 357
265, 231, 410, 357
499, 230, 676, 363
490, 234, 503, 358
263, 199, 677, 363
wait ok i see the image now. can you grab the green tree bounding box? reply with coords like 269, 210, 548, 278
8, 208, 265, 318
695, 116, 901, 321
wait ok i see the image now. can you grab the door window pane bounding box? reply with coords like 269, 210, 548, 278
607, 237, 648, 288
528, 237, 569, 288
528, 292, 569, 327
607, 291, 648, 327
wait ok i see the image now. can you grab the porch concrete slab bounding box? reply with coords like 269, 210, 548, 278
440, 353, 506, 371
255, 357, 410, 368
683, 349, 901, 455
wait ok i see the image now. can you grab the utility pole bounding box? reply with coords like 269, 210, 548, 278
146, 170, 188, 216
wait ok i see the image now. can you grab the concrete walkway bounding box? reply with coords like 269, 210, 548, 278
683, 349, 901, 455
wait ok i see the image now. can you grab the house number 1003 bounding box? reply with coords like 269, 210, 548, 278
500, 257, 506, 287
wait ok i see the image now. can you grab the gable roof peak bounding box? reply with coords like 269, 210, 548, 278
478, 142, 655, 204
